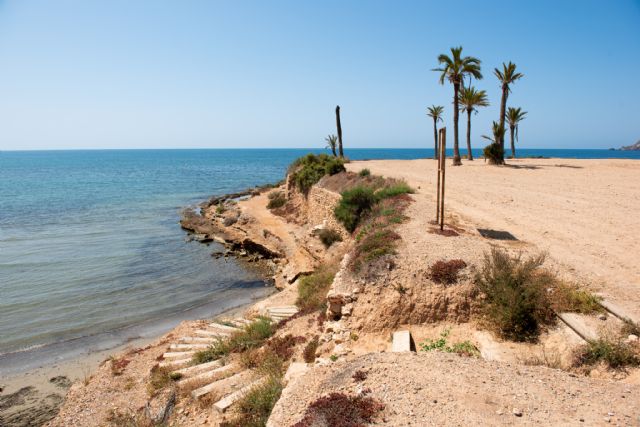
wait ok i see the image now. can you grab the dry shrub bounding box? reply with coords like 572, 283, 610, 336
266, 334, 306, 360
220, 376, 284, 427
352, 370, 367, 382
303, 336, 320, 363
549, 282, 603, 314
147, 365, 173, 396
292, 392, 385, 427
267, 191, 286, 209
110, 356, 131, 376
475, 248, 555, 342
429, 259, 467, 284
349, 229, 400, 272
520, 347, 563, 369
318, 228, 342, 248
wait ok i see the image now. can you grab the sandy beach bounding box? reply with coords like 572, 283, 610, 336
346, 157, 640, 321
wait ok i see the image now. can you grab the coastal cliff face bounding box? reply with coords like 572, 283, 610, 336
619, 140, 640, 150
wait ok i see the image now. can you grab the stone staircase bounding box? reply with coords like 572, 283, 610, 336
157, 307, 298, 413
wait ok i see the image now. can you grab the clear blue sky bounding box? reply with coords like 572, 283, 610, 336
1, 0, 639, 150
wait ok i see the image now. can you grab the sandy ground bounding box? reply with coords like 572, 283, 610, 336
270, 352, 640, 426
347, 158, 640, 322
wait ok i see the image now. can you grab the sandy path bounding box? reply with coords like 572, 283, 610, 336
347, 158, 640, 321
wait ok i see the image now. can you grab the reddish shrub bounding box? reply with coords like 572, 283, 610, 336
292, 392, 385, 427
352, 370, 367, 382
266, 334, 306, 361
303, 336, 320, 363
429, 259, 467, 284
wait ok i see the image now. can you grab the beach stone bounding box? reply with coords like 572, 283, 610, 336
512, 408, 523, 417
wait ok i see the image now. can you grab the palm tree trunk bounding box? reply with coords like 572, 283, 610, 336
335, 105, 344, 158
433, 118, 438, 160
498, 85, 508, 164
452, 82, 462, 166
466, 110, 473, 160
510, 126, 516, 158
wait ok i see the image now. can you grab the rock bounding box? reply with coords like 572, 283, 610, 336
625, 334, 638, 343
598, 313, 607, 321
512, 408, 523, 417
144, 389, 176, 425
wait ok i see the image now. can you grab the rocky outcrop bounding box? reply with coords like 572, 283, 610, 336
619, 140, 640, 151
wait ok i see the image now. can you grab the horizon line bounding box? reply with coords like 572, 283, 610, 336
0, 147, 622, 152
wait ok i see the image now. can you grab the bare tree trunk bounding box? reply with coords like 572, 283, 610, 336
498, 85, 508, 164
335, 105, 344, 158
466, 110, 473, 160
510, 126, 516, 158
433, 118, 438, 160
452, 82, 462, 166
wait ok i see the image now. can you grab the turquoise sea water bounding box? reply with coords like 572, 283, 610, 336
0, 148, 637, 374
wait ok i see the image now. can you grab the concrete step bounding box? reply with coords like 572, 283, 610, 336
179, 336, 217, 344
162, 351, 196, 359
557, 313, 599, 342
194, 329, 229, 338
213, 377, 268, 413
599, 299, 640, 327
392, 330, 415, 352
178, 363, 236, 387
233, 318, 252, 325
159, 357, 192, 368
174, 359, 223, 377
208, 323, 241, 333
191, 370, 247, 400
170, 343, 211, 351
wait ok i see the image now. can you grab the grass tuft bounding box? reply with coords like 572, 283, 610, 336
358, 168, 371, 177
573, 337, 640, 369
549, 282, 603, 314
296, 265, 337, 312
220, 376, 284, 427
267, 191, 287, 209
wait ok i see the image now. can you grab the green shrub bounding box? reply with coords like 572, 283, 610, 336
296, 266, 337, 312
334, 186, 377, 233
289, 154, 346, 194
349, 229, 400, 272
419, 329, 479, 357
550, 282, 603, 314
374, 182, 414, 200
192, 317, 276, 364
358, 168, 371, 177
267, 191, 286, 209
318, 228, 342, 248
483, 142, 504, 165
474, 248, 555, 341
221, 376, 284, 427
573, 337, 640, 369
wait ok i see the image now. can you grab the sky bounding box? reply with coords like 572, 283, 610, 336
0, 0, 639, 150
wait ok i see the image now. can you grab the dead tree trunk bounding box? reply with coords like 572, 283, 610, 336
335, 105, 344, 158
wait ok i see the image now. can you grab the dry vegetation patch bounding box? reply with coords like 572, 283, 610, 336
291, 392, 385, 427
429, 259, 467, 284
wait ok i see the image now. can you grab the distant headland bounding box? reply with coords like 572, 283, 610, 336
612, 140, 640, 151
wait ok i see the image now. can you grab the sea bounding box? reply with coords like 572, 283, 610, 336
0, 148, 638, 375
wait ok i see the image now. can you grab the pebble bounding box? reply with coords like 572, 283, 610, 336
512, 408, 523, 417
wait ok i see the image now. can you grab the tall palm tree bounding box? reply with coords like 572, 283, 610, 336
458, 87, 489, 161
426, 105, 444, 159
494, 62, 523, 163
325, 134, 338, 156
506, 107, 527, 158
482, 121, 506, 165
433, 46, 483, 166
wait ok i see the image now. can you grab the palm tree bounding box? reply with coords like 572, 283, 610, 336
433, 46, 483, 166
506, 107, 527, 158
325, 134, 338, 156
458, 87, 489, 161
426, 105, 444, 159
494, 62, 523, 162
482, 121, 506, 165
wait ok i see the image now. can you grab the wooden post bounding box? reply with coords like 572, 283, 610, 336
439, 127, 446, 231
436, 128, 442, 223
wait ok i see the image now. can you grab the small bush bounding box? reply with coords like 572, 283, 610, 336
483, 142, 504, 165
419, 329, 479, 357
267, 191, 287, 209
352, 370, 367, 381
292, 392, 385, 427
358, 168, 371, 177
318, 228, 342, 248
296, 265, 337, 312
429, 259, 467, 285
374, 182, 414, 200
221, 376, 284, 427
349, 229, 400, 272
475, 248, 555, 341
289, 154, 346, 194
110, 357, 130, 376
192, 317, 276, 364
573, 337, 640, 369
148, 365, 172, 395
216, 202, 226, 215
303, 336, 320, 363
334, 186, 378, 233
